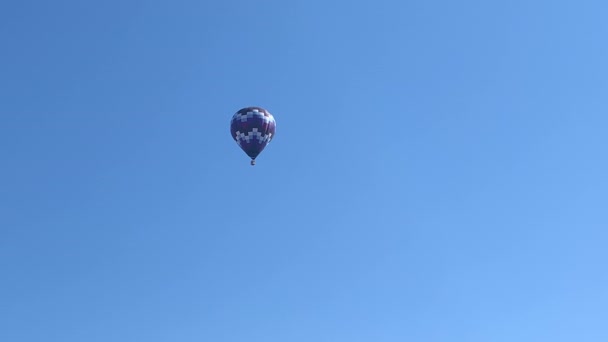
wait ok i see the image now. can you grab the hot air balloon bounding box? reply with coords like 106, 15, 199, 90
230, 107, 276, 165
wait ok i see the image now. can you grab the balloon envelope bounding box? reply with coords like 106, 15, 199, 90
230, 107, 276, 162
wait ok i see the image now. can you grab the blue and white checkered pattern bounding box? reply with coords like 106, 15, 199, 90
234, 128, 273, 146
232, 108, 274, 123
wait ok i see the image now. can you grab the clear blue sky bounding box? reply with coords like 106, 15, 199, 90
1, 0, 607, 341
